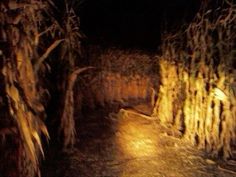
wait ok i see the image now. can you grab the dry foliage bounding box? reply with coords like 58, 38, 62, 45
52, 2, 86, 148
60, 67, 93, 147
78, 48, 158, 108
153, 1, 236, 159
0, 0, 86, 176
0, 1, 50, 176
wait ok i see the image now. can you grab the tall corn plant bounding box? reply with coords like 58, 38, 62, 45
0, 0, 87, 176
45, 0, 89, 148
0, 1, 50, 176
153, 0, 236, 159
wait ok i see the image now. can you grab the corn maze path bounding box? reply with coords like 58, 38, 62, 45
42, 104, 236, 177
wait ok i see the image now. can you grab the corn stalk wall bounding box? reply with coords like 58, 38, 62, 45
0, 1, 51, 176
76, 47, 159, 109
152, 2, 236, 159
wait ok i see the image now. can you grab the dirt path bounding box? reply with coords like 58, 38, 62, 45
42, 106, 236, 177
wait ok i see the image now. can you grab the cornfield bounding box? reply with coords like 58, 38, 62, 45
152, 0, 236, 159
0, 0, 85, 176
77, 47, 159, 108
0, 1, 50, 176
1, 0, 236, 176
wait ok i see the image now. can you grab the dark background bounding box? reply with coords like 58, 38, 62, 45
77, 0, 201, 49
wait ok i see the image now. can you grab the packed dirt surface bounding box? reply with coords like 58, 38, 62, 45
42, 105, 236, 177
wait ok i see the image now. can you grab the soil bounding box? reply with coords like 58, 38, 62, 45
42, 104, 236, 177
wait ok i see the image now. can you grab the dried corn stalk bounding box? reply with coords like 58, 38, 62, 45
0, 1, 49, 176
153, 1, 236, 159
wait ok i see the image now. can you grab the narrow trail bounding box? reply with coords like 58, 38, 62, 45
42, 104, 236, 177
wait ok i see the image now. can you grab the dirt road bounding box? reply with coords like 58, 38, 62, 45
42, 106, 236, 177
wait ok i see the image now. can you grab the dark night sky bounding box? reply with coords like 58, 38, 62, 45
77, 0, 201, 49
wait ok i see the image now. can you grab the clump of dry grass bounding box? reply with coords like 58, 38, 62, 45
153, 0, 236, 159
